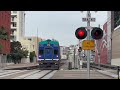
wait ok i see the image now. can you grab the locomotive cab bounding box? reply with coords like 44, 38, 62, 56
38, 39, 60, 70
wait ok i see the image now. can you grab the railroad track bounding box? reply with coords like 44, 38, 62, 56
0, 60, 66, 79
0, 70, 57, 79
13, 70, 57, 79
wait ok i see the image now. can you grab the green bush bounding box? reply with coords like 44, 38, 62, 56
10, 41, 29, 64
29, 51, 36, 62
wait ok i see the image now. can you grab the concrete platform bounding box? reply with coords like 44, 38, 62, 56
0, 63, 38, 70
50, 70, 114, 79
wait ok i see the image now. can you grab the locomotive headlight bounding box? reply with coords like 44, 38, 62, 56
39, 55, 41, 58
56, 55, 58, 57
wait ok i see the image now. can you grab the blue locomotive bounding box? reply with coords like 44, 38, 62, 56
38, 39, 60, 70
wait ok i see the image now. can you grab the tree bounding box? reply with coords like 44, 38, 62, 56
29, 51, 36, 62
0, 26, 9, 40
10, 41, 29, 64
10, 41, 23, 64
11, 41, 22, 53
20, 48, 29, 58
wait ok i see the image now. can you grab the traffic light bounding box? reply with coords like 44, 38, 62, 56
75, 27, 87, 39
91, 27, 103, 40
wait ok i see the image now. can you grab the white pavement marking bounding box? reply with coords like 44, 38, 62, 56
41, 70, 57, 79
13, 70, 40, 79
97, 70, 118, 78
0, 70, 28, 78
0, 70, 22, 76
23, 70, 51, 79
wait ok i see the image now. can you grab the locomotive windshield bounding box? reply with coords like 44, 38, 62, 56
39, 50, 44, 55
54, 50, 58, 55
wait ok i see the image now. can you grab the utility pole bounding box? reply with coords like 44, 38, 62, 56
36, 28, 39, 63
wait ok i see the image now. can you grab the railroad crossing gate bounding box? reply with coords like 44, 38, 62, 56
82, 40, 95, 50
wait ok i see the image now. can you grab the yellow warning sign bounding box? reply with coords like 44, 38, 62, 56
82, 40, 95, 50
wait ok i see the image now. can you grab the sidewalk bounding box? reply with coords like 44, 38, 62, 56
0, 63, 39, 70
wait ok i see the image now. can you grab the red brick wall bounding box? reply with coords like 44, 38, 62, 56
95, 22, 108, 64
0, 11, 11, 54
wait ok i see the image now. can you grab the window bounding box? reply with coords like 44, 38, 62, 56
54, 50, 58, 55
13, 11, 17, 14
39, 50, 44, 55
12, 17, 14, 21
33, 45, 34, 49
12, 22, 17, 27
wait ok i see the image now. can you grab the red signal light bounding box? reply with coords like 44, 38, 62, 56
75, 27, 87, 39
78, 30, 85, 37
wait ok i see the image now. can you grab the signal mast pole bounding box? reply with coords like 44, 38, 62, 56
86, 11, 91, 79
82, 11, 96, 79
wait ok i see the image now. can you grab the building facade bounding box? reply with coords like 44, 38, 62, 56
20, 36, 43, 59
0, 11, 11, 54
95, 22, 108, 64
111, 11, 120, 65
60, 46, 69, 59
11, 11, 25, 42
112, 25, 120, 65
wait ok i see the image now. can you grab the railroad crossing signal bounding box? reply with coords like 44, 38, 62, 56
82, 40, 95, 50
91, 27, 103, 40
75, 27, 87, 39
75, 27, 103, 40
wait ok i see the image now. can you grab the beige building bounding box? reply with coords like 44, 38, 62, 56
20, 36, 43, 62
11, 11, 25, 42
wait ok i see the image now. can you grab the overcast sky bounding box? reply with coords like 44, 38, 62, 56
25, 11, 107, 47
